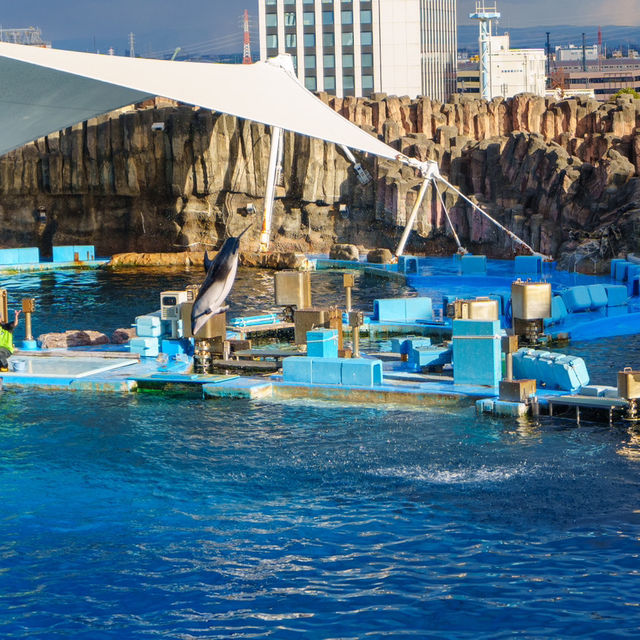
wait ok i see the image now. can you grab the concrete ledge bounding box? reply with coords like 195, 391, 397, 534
203, 379, 273, 399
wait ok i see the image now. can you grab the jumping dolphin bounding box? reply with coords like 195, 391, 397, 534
191, 225, 250, 336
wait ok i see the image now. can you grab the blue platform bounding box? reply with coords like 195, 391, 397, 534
452, 319, 501, 387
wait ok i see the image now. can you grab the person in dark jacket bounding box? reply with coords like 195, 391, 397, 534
0, 310, 21, 372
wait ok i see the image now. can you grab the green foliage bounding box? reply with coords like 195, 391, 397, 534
613, 88, 640, 99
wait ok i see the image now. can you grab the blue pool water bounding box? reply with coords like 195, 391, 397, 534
1, 267, 640, 638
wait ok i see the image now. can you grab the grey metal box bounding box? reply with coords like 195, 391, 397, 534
511, 281, 551, 320
618, 368, 640, 400
181, 302, 227, 340
274, 271, 312, 308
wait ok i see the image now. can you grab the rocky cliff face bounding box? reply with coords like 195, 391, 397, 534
0, 92, 638, 267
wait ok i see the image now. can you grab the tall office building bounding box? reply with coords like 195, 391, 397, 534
258, 0, 457, 102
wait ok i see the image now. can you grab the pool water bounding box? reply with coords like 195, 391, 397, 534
1, 267, 640, 638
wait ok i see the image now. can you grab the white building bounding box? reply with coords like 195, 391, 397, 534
556, 44, 599, 64
487, 34, 546, 98
456, 34, 546, 99
258, 0, 457, 102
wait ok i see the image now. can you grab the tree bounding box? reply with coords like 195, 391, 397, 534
613, 88, 640, 100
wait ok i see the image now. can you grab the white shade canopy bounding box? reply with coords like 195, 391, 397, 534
0, 42, 403, 160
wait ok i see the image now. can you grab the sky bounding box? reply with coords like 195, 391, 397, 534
0, 1, 637, 55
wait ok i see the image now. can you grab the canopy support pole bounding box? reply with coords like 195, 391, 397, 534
394, 177, 430, 260
259, 126, 283, 253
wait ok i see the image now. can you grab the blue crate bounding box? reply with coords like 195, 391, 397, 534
283, 356, 313, 384
604, 285, 628, 307
514, 255, 542, 275
52, 246, 76, 262
130, 337, 159, 358
311, 357, 343, 385
18, 247, 40, 264
161, 338, 194, 357
513, 349, 589, 392
610, 258, 626, 279
0, 248, 20, 265
307, 329, 339, 358
614, 261, 630, 281
404, 297, 433, 322
398, 255, 419, 274
136, 314, 163, 338
586, 284, 608, 310
373, 297, 433, 323
561, 286, 591, 312
452, 319, 501, 387
391, 337, 432, 354
341, 359, 383, 387
460, 254, 487, 275
73, 245, 95, 261
408, 346, 452, 371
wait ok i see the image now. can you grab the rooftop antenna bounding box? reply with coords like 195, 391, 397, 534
242, 9, 252, 64
470, 1, 501, 101
598, 27, 604, 68
546, 32, 551, 84
582, 32, 587, 72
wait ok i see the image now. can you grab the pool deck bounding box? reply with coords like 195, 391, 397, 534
2, 349, 622, 424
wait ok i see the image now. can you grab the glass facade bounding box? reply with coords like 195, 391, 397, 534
259, 0, 457, 101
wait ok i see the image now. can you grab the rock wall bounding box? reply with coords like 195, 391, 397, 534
0, 92, 638, 265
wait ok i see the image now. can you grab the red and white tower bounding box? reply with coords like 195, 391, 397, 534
242, 10, 252, 65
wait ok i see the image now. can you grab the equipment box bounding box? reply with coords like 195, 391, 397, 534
294, 308, 330, 345
511, 281, 552, 320
499, 379, 537, 403
274, 271, 312, 308
181, 302, 227, 340
617, 368, 640, 400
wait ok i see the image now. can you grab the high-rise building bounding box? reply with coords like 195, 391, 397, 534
258, 0, 457, 102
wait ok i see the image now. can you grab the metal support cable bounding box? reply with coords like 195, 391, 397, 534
435, 174, 548, 259
433, 179, 464, 252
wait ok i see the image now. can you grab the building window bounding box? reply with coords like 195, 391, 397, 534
284, 12, 296, 26
266, 14, 277, 27
343, 75, 355, 90
305, 54, 316, 69
304, 33, 316, 47
362, 52, 373, 67
362, 74, 374, 90
265, 0, 276, 4
342, 53, 354, 68
324, 53, 335, 67
360, 10, 372, 23
323, 11, 334, 25
303, 0, 314, 3
303, 12, 315, 26
342, 32, 354, 46
361, 31, 373, 46
325, 76, 336, 90
267, 34, 278, 48
305, 76, 317, 91
342, 10, 353, 25
323, 32, 335, 47
285, 33, 297, 48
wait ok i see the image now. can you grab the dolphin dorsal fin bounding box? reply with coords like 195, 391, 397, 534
204, 251, 213, 272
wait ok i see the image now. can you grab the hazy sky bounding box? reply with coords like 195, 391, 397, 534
0, 1, 637, 54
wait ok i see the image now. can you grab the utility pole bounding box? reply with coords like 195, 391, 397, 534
242, 10, 252, 64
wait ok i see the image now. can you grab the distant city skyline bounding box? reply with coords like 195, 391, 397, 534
0, 1, 637, 56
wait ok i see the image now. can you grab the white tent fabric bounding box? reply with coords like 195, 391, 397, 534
0, 42, 403, 161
